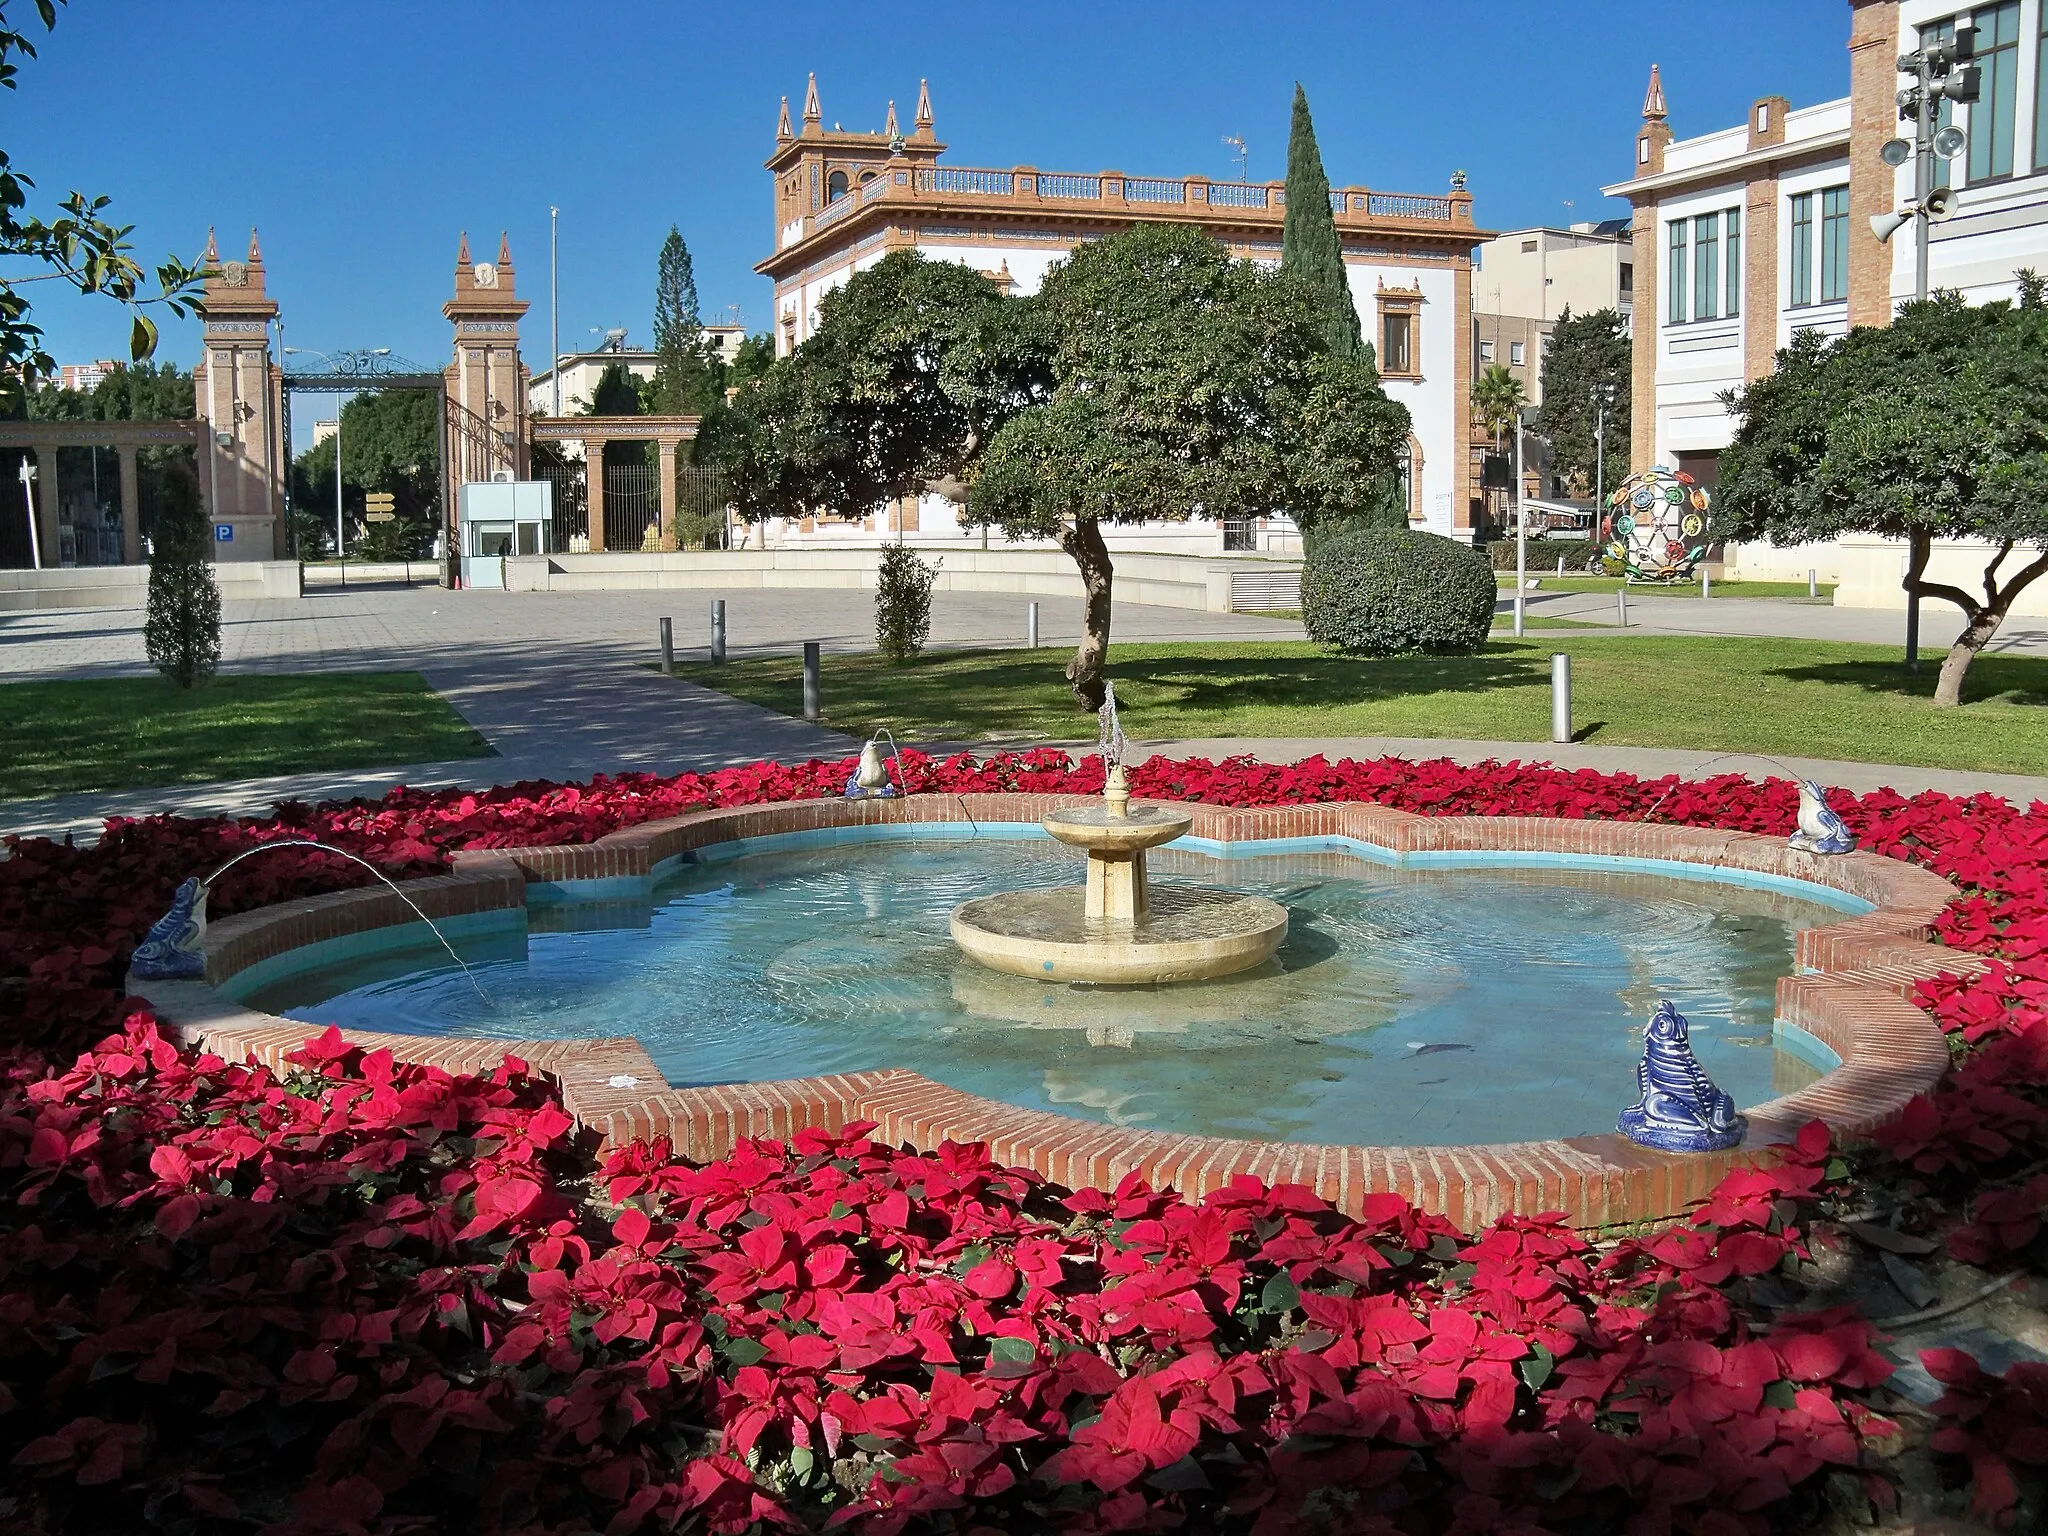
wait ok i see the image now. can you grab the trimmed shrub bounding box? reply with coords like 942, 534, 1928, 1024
1486, 537, 1602, 573
1302, 526, 1495, 656
875, 543, 940, 662
142, 502, 222, 688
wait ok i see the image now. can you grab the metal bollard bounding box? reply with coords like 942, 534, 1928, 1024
1556, 555, 1565, 576
1616, 586, 1629, 628
802, 641, 821, 722
1701, 570, 1712, 599
659, 617, 674, 674
1808, 569, 1818, 599
1027, 601, 1040, 650
1512, 593, 1526, 637
711, 599, 727, 663
1551, 653, 1572, 743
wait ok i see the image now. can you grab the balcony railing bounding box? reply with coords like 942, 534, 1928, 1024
794, 165, 1465, 246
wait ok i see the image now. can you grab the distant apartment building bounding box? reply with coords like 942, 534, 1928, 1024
59, 360, 121, 393
1470, 223, 1634, 406
528, 326, 752, 419
753, 75, 1487, 551
1602, 1, 2048, 608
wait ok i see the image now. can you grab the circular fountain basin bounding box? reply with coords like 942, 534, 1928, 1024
949, 883, 1289, 983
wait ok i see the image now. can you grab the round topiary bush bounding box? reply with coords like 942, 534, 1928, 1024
1300, 526, 1497, 656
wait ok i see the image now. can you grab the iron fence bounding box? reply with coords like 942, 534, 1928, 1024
603, 461, 659, 552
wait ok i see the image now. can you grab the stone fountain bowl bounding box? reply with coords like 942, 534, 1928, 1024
1041, 802, 1194, 853
949, 884, 1288, 984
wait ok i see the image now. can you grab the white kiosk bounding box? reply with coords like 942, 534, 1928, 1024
457, 480, 552, 589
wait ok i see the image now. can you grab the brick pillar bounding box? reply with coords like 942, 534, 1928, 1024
1629, 203, 1658, 473
1452, 255, 1474, 530
32, 442, 61, 564
657, 436, 680, 551
1848, 1, 1902, 328
584, 438, 606, 551
116, 443, 142, 563
1744, 176, 1780, 382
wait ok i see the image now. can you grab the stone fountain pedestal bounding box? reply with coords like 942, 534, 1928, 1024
950, 802, 1288, 985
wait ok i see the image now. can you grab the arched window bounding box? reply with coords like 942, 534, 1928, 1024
827, 170, 849, 203
857, 169, 877, 186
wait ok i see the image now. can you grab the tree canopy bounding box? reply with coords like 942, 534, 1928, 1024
1717, 279, 2048, 706
1534, 307, 1630, 493
0, 2, 202, 408
701, 228, 1407, 709
1280, 84, 1362, 359
652, 228, 717, 414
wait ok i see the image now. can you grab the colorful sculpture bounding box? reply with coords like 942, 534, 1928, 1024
129, 876, 209, 980
1617, 1000, 1747, 1153
1789, 781, 1857, 855
1599, 465, 1712, 581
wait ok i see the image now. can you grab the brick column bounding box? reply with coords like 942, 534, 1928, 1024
32, 442, 61, 564
1848, 1, 1902, 327
1452, 255, 1474, 531
584, 438, 606, 552
657, 436, 680, 551
116, 443, 143, 564
1744, 176, 1780, 382
1629, 204, 1658, 473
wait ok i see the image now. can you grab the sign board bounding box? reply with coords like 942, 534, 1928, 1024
364, 492, 396, 511
214, 524, 233, 542
365, 511, 397, 522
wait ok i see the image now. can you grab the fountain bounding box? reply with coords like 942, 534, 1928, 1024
948, 685, 1288, 984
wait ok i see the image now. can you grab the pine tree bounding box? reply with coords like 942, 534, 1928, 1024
1281, 84, 1363, 359
653, 227, 713, 413
142, 498, 220, 689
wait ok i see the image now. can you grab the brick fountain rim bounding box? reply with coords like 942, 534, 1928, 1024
128, 793, 1971, 1232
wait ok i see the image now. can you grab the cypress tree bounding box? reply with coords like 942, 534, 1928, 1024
142, 498, 221, 689
1280, 83, 1363, 358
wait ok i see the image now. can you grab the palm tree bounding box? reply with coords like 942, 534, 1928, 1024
1470, 363, 1525, 451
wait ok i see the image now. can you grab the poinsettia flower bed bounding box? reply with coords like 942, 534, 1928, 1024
3, 748, 2047, 1531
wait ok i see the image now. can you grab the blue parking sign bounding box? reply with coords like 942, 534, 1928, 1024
215, 524, 233, 542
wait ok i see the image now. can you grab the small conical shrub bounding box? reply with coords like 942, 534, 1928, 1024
143, 504, 221, 688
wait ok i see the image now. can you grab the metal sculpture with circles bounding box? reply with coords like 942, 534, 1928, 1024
1599, 465, 1712, 582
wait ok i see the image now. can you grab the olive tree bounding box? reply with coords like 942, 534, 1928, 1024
1717, 278, 2048, 707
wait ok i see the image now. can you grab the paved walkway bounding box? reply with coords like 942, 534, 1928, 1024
1509, 583, 2048, 653
7, 583, 2045, 843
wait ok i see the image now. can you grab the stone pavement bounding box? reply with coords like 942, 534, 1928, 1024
7, 582, 2046, 843
0, 585, 1301, 842
1508, 583, 2048, 654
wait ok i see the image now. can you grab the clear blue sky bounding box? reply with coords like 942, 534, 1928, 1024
14, 0, 1847, 439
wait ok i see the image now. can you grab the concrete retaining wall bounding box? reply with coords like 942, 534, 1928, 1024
0, 561, 301, 612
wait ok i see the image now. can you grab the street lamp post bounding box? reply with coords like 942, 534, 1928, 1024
17, 458, 38, 569
550, 206, 561, 419
1591, 381, 1618, 548
1875, 25, 1978, 669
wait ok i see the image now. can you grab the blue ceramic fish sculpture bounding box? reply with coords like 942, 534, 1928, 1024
1617, 1000, 1747, 1153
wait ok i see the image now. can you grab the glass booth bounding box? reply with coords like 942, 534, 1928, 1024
457, 480, 553, 589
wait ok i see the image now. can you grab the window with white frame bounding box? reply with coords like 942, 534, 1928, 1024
1971, 2, 2022, 183
1786, 186, 1849, 306
1665, 205, 1741, 323
1924, 16, 1957, 189
1509, 340, 1525, 366
2036, 2, 2048, 172
1478, 338, 1494, 363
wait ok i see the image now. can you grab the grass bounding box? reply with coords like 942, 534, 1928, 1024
0, 672, 492, 801
1498, 575, 1836, 601
672, 636, 2048, 776
1251, 609, 1602, 631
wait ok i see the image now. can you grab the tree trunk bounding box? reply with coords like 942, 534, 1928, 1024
1911, 540, 2048, 707
1059, 515, 1114, 711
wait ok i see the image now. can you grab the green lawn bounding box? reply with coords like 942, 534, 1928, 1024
672, 637, 2048, 775
0, 672, 492, 801
1499, 575, 1836, 601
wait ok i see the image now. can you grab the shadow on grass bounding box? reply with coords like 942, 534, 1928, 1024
1770, 653, 2048, 709
1123, 649, 1548, 716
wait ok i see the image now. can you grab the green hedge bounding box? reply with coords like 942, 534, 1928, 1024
1486, 538, 1602, 573
1301, 527, 1496, 657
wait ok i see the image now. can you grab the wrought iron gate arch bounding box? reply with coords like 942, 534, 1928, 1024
278, 349, 449, 561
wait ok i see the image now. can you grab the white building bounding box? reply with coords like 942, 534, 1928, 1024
528, 326, 755, 419
1602, 1, 2048, 611
752, 75, 1486, 553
